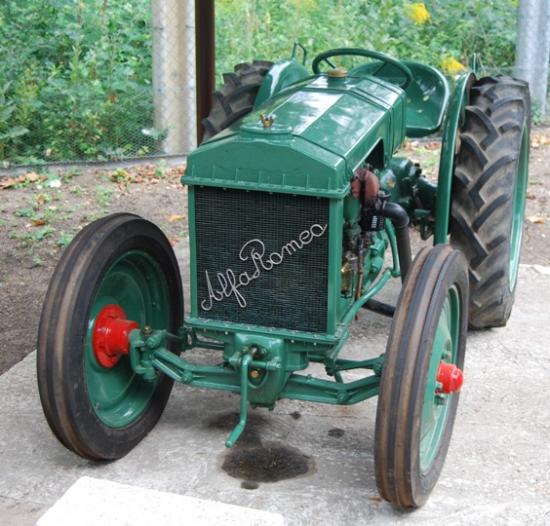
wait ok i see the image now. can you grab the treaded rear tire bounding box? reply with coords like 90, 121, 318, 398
450, 75, 530, 329
201, 60, 273, 142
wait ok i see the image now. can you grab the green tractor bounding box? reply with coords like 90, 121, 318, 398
37, 47, 530, 509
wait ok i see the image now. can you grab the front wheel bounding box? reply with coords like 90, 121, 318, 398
37, 214, 184, 460
375, 245, 469, 508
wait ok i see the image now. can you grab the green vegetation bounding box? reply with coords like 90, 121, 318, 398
0, 0, 520, 165
0, 0, 154, 164
216, 0, 518, 76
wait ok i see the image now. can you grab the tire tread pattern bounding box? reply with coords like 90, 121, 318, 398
201, 60, 273, 141
450, 75, 530, 328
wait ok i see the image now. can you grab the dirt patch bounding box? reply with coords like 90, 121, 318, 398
0, 130, 549, 374
0, 162, 187, 374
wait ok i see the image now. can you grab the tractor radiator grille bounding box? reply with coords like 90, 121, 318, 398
194, 187, 329, 332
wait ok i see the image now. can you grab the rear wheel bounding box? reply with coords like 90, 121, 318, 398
201, 60, 273, 141
37, 214, 184, 460
450, 76, 530, 328
375, 245, 468, 508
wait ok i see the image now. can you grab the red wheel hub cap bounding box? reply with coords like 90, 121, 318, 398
92, 304, 139, 368
436, 362, 464, 394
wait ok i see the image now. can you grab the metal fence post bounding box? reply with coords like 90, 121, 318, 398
515, 0, 550, 117
152, 0, 197, 155
195, 0, 216, 144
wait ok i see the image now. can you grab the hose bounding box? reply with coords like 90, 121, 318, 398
380, 201, 412, 282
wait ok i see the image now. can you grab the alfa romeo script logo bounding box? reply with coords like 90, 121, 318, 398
201, 223, 328, 311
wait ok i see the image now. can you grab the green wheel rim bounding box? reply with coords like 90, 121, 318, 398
420, 286, 460, 472
85, 250, 171, 428
509, 127, 529, 291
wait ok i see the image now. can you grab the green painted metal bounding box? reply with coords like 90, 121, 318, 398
419, 286, 460, 472
225, 353, 252, 447
329, 354, 385, 376
379, 157, 438, 238
434, 71, 476, 244
334, 219, 399, 331
385, 221, 401, 278
347, 58, 448, 132
402, 61, 449, 138
85, 250, 170, 428
341, 268, 392, 326
183, 74, 406, 198
187, 187, 199, 318
127, 326, 381, 417
380, 158, 420, 214
339, 185, 397, 323
509, 127, 529, 290
185, 316, 344, 346
254, 58, 310, 109
328, 55, 449, 138
232, 333, 290, 406
327, 198, 344, 334
169, 50, 474, 444
281, 373, 379, 404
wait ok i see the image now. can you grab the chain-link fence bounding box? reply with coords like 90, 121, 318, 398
0, 0, 196, 168
0, 1, 548, 169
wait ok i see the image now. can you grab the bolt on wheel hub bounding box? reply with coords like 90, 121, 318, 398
92, 304, 139, 368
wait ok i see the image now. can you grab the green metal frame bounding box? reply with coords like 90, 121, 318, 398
509, 126, 529, 290
401, 60, 450, 138
254, 58, 310, 109
125, 52, 477, 447
125, 219, 401, 447
128, 325, 385, 446
434, 71, 476, 244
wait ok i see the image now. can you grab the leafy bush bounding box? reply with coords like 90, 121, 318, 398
0, 0, 521, 164
0, 0, 154, 163
216, 0, 518, 77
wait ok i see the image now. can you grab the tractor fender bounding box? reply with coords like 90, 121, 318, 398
434, 71, 476, 244
253, 58, 310, 108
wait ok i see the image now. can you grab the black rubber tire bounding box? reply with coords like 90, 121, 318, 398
37, 214, 184, 460
450, 75, 530, 329
201, 60, 273, 141
375, 245, 469, 509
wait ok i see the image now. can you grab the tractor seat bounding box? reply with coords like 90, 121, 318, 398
402, 61, 449, 138
349, 59, 450, 138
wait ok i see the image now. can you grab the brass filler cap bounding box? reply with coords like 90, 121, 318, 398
327, 67, 348, 78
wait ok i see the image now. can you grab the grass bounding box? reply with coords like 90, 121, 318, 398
96, 186, 116, 207
56, 232, 74, 247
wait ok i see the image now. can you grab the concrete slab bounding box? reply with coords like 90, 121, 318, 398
37, 477, 283, 526
1, 265, 549, 525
